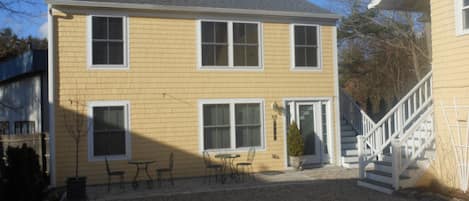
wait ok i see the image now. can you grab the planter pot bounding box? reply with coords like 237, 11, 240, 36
66, 176, 87, 200
289, 156, 303, 170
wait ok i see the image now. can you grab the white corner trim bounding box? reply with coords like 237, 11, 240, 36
332, 27, 342, 166
197, 98, 266, 153
47, 4, 57, 187
87, 101, 132, 161
196, 20, 264, 71
289, 24, 323, 72
87, 14, 130, 70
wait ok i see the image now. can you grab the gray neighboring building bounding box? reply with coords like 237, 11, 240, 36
0, 49, 48, 135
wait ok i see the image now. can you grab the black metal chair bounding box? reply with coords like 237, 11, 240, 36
156, 152, 175, 187
236, 147, 256, 182
105, 157, 125, 192
202, 151, 222, 184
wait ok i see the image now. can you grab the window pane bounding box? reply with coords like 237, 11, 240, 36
295, 47, 306, 67
204, 127, 230, 149
306, 26, 317, 46
109, 42, 124, 65
321, 104, 328, 154
108, 17, 123, 40
246, 46, 259, 66
236, 126, 261, 147
93, 107, 107, 130
202, 22, 214, 43
465, 0, 469, 6
92, 17, 107, 39
306, 47, 318, 67
202, 45, 215, 66
94, 131, 126, 156
295, 26, 306, 45
234, 45, 246, 66
203, 104, 229, 126
215, 22, 228, 43
233, 23, 246, 43
215, 45, 228, 66
107, 106, 125, 130
92, 42, 108, 65
245, 24, 258, 44
464, 9, 469, 29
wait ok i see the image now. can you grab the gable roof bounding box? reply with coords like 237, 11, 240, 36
47, 0, 340, 19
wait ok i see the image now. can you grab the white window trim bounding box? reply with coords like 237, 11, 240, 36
456, 0, 469, 35
87, 15, 130, 70
290, 24, 323, 71
198, 99, 266, 152
87, 100, 132, 161
196, 20, 264, 71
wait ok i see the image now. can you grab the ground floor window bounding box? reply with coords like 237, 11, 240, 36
88, 101, 130, 161
14, 121, 35, 134
200, 99, 264, 151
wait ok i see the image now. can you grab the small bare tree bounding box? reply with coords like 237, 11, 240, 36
62, 90, 86, 178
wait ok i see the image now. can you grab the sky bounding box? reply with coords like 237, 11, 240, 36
0, 0, 332, 39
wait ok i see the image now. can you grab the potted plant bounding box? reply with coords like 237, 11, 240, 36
63, 93, 87, 200
287, 122, 304, 170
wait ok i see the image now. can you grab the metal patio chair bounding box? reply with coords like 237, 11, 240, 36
105, 157, 125, 192
236, 147, 256, 182
156, 152, 175, 187
202, 151, 222, 184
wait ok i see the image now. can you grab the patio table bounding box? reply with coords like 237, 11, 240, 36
128, 160, 156, 189
214, 153, 240, 184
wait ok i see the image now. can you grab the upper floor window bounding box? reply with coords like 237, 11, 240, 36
89, 16, 128, 69
456, 0, 469, 35
199, 21, 262, 70
14, 121, 35, 134
291, 24, 321, 70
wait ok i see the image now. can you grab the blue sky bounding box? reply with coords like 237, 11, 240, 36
0, 0, 331, 38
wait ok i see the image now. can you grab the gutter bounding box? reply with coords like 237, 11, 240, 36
45, 0, 341, 20
47, 4, 56, 187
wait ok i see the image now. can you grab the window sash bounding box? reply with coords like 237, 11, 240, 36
202, 101, 263, 151
200, 21, 261, 68
463, 7, 469, 30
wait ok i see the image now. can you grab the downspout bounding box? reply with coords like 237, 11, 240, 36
47, 4, 56, 187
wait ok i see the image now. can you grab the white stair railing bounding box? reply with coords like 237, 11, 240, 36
340, 89, 376, 136
358, 71, 433, 179
391, 106, 434, 190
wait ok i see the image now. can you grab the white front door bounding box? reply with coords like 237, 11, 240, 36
288, 100, 331, 165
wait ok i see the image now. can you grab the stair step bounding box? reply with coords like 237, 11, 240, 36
366, 170, 410, 184
342, 156, 358, 163
357, 178, 394, 194
340, 125, 354, 131
342, 149, 372, 156
341, 136, 357, 143
373, 161, 418, 175
341, 142, 357, 149
341, 131, 356, 137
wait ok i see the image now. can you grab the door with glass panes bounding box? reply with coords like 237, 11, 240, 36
288, 100, 330, 165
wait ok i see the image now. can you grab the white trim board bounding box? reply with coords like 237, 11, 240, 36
197, 98, 266, 153
87, 100, 132, 161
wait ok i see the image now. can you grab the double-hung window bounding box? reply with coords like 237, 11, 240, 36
200, 21, 262, 69
291, 24, 321, 70
89, 16, 127, 68
201, 100, 264, 151
88, 101, 130, 160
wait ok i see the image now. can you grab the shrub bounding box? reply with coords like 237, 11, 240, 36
287, 122, 304, 157
4, 144, 46, 201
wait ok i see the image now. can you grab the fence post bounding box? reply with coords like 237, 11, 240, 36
391, 139, 401, 190
357, 135, 365, 179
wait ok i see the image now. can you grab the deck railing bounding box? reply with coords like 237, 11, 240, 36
340, 89, 376, 136
358, 71, 433, 179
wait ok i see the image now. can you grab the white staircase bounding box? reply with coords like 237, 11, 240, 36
340, 90, 376, 168
355, 71, 434, 194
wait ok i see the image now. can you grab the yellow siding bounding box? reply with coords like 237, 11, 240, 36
418, 0, 469, 189
53, 13, 337, 186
